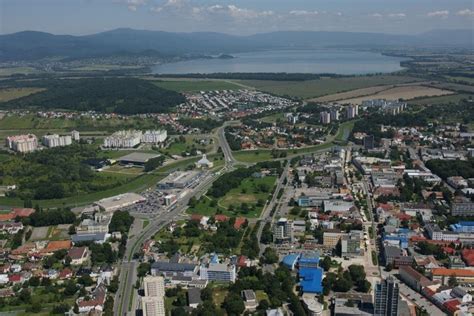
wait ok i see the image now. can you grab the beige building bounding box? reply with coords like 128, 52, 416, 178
323, 230, 346, 248
142, 276, 166, 316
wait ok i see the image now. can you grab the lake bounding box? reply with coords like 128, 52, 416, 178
152, 49, 407, 75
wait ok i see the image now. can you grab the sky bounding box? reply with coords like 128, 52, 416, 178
0, 0, 473, 35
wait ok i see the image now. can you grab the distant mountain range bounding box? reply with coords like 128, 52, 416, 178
0, 28, 472, 61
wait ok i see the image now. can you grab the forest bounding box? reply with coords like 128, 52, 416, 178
0, 144, 127, 200
426, 159, 474, 180
1, 78, 185, 114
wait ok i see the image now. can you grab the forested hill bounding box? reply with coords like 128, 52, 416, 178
1, 78, 185, 114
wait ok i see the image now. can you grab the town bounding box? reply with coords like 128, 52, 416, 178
0, 84, 472, 316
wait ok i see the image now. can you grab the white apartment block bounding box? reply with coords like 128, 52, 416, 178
103, 130, 142, 148
42, 134, 72, 148
142, 296, 165, 316
143, 276, 165, 297
71, 130, 80, 141
142, 276, 166, 316
6, 134, 38, 153
142, 130, 167, 143
320, 111, 331, 125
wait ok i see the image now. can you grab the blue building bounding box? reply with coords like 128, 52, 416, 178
299, 253, 320, 269
299, 267, 323, 294
450, 221, 474, 233
282, 254, 300, 270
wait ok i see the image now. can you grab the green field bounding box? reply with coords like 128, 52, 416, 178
0, 156, 201, 208
0, 88, 45, 102
238, 75, 419, 99
410, 93, 473, 105
160, 135, 216, 156
188, 175, 276, 218
0, 66, 38, 76
152, 79, 241, 92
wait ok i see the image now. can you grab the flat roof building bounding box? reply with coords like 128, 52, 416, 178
118, 152, 161, 166
95, 193, 146, 212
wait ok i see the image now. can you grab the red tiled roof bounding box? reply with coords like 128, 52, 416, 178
462, 249, 474, 266
442, 247, 455, 255
12, 208, 35, 217
8, 274, 21, 282
0, 213, 15, 221
214, 215, 229, 222
44, 240, 72, 252
234, 218, 247, 230
59, 268, 73, 279
67, 247, 88, 260
443, 299, 460, 313
432, 268, 474, 277
237, 255, 247, 268
191, 214, 203, 221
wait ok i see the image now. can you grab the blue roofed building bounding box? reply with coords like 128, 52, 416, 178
282, 254, 300, 270
450, 221, 474, 233
299, 267, 323, 294
210, 254, 219, 264
299, 252, 320, 269
71, 232, 107, 244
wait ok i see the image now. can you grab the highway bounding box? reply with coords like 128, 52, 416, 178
116, 123, 238, 315
256, 162, 290, 256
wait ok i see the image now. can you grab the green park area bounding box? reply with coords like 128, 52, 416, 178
152, 79, 241, 92
188, 175, 276, 218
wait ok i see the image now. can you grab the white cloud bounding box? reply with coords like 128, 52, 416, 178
387, 13, 406, 18
370, 13, 383, 18
427, 10, 449, 18
457, 9, 474, 17
289, 10, 319, 17
123, 0, 147, 11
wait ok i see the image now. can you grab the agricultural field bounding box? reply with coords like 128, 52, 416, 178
410, 93, 473, 105
152, 79, 242, 92
188, 175, 276, 218
0, 88, 45, 102
338, 85, 454, 105
239, 75, 420, 99
0, 67, 38, 76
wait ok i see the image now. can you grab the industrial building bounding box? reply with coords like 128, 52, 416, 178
118, 152, 161, 167
6, 134, 38, 153
158, 171, 201, 190
95, 193, 146, 212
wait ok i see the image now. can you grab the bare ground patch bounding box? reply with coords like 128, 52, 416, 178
338, 85, 454, 105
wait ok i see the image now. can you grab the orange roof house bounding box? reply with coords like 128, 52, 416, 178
43, 240, 72, 253
233, 218, 247, 230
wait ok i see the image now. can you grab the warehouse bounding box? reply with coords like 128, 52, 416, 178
158, 171, 201, 189
95, 193, 146, 212
117, 152, 161, 167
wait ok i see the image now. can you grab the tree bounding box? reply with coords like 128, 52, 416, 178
78, 274, 94, 287
171, 307, 188, 316
137, 262, 151, 278
262, 247, 278, 264
348, 265, 366, 284
52, 303, 70, 314
357, 279, 371, 293
333, 277, 353, 292
103, 295, 114, 316
223, 293, 245, 316
64, 281, 78, 296
319, 256, 332, 272
448, 275, 458, 287
28, 276, 40, 287
68, 225, 76, 235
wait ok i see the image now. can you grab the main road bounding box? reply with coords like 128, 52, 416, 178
116, 123, 239, 315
